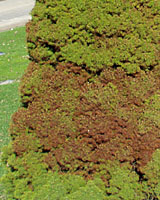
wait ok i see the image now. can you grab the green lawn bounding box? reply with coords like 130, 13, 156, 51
0, 26, 29, 81
0, 26, 28, 200
0, 82, 21, 158
0, 83, 21, 200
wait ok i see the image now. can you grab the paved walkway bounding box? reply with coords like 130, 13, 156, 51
0, 0, 35, 32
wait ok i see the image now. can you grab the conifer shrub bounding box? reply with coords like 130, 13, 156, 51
1, 0, 160, 199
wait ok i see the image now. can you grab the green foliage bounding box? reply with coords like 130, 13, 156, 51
27, 0, 160, 74
105, 162, 145, 200
62, 179, 107, 200
2, 143, 160, 199
1, 145, 48, 200
142, 149, 160, 199
1, 0, 160, 199
1, 142, 107, 200
22, 173, 107, 200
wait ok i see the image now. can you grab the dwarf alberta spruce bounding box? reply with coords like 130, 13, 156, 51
27, 0, 160, 74
1, 0, 160, 199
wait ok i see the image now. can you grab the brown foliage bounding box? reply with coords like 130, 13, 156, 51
10, 61, 160, 181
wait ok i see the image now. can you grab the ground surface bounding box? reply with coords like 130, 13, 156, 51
0, 0, 35, 32
0, 26, 28, 200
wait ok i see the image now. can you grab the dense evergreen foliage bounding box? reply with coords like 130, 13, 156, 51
27, 0, 160, 74
1, 0, 160, 199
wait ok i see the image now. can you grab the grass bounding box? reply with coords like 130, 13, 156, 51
0, 83, 21, 200
0, 26, 28, 199
0, 26, 29, 81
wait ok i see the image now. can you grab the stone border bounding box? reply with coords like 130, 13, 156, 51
0, 80, 19, 86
